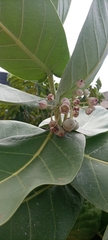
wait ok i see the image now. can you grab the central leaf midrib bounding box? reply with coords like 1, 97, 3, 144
84, 154, 108, 165
0, 22, 51, 76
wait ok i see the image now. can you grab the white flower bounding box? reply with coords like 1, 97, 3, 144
39, 100, 47, 109
76, 79, 85, 88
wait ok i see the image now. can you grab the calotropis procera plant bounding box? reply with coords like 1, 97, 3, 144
1, 0, 108, 239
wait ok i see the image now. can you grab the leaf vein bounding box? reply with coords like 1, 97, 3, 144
39, 155, 55, 182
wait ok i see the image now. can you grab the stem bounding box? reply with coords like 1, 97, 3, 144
48, 73, 56, 98
48, 73, 62, 124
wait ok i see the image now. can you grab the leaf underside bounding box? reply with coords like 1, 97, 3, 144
76, 106, 108, 136
0, 185, 84, 240
56, 0, 108, 99
0, 0, 69, 80
72, 132, 108, 212
0, 121, 85, 225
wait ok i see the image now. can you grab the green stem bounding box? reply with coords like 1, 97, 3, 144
48, 73, 56, 98
48, 73, 62, 123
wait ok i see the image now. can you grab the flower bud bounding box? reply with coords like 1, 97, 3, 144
76, 79, 85, 88
47, 94, 54, 101
56, 126, 65, 137
49, 120, 56, 128
75, 89, 83, 97
85, 107, 95, 115
39, 100, 47, 109
73, 99, 80, 105
72, 106, 79, 118
87, 97, 98, 107
73, 106, 79, 112
73, 111, 79, 118
63, 118, 76, 132
61, 98, 70, 106
50, 124, 59, 133
60, 103, 70, 114
74, 120, 79, 130
84, 89, 90, 97
50, 125, 65, 137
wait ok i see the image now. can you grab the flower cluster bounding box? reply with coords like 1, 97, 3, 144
39, 80, 98, 137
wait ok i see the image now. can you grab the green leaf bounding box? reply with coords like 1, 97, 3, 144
0, 185, 83, 240
56, 0, 108, 99
57, 0, 72, 23
0, 0, 69, 80
103, 226, 108, 240
0, 120, 44, 139
51, 0, 72, 23
67, 200, 102, 240
0, 84, 44, 106
0, 121, 85, 225
72, 132, 108, 212
76, 106, 108, 136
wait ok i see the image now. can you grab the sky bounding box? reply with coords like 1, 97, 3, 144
63, 0, 108, 92
0, 0, 108, 92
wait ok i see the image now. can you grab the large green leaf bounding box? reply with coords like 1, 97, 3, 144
0, 185, 83, 240
56, 0, 108, 99
0, 0, 69, 80
76, 106, 108, 136
0, 121, 85, 225
72, 132, 108, 212
67, 200, 102, 240
0, 84, 44, 106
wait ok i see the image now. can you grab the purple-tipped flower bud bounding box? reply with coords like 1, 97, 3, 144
87, 97, 98, 107
56, 126, 65, 137
50, 124, 59, 133
75, 89, 83, 97
49, 120, 56, 128
76, 79, 85, 88
60, 103, 70, 114
63, 118, 76, 132
39, 100, 47, 109
61, 98, 70, 106
73, 111, 79, 118
73, 106, 79, 112
47, 94, 54, 101
72, 106, 79, 118
50, 125, 65, 137
85, 107, 95, 115
73, 99, 80, 105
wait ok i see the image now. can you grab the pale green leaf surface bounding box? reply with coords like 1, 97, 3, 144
0, 121, 85, 225
56, 0, 108, 99
51, 0, 72, 23
0, 120, 44, 140
103, 226, 108, 240
57, 0, 72, 23
72, 132, 108, 212
0, 185, 83, 240
0, 0, 69, 80
76, 106, 108, 136
0, 84, 44, 106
